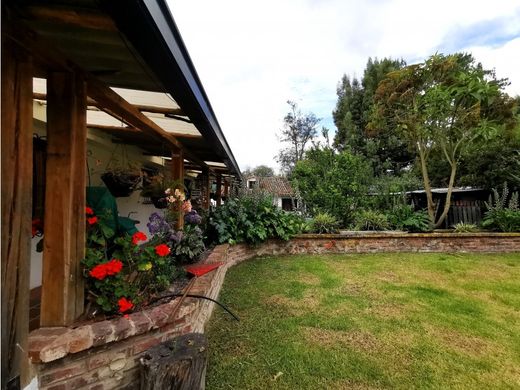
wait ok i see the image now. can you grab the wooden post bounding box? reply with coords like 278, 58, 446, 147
201, 171, 211, 210
40, 72, 87, 326
1, 38, 33, 388
140, 333, 208, 390
171, 149, 184, 229
223, 179, 229, 200
216, 174, 222, 207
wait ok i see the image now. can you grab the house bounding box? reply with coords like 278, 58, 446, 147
2, 1, 240, 388
245, 176, 300, 211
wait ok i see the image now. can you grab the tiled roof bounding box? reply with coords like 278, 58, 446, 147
248, 176, 295, 197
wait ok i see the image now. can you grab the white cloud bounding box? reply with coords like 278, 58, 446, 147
168, 0, 520, 172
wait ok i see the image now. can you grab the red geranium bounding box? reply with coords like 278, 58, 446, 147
154, 244, 171, 257
89, 259, 123, 280
85, 206, 94, 215
132, 231, 147, 245
118, 297, 134, 313
87, 216, 98, 225
105, 259, 123, 275
89, 264, 108, 280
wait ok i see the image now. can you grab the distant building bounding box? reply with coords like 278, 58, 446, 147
245, 176, 300, 211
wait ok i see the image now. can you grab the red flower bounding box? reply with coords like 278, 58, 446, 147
154, 244, 171, 257
132, 231, 147, 245
105, 259, 123, 275
87, 216, 98, 225
89, 264, 107, 280
85, 206, 94, 215
118, 297, 134, 313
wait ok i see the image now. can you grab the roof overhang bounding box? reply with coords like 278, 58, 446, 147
4, 0, 241, 178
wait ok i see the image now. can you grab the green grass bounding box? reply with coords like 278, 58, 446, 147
205, 253, 520, 389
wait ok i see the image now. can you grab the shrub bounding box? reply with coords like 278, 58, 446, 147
291, 147, 372, 226
453, 222, 478, 233
207, 192, 303, 245
482, 183, 520, 232
354, 210, 389, 231
387, 204, 432, 232
310, 213, 339, 234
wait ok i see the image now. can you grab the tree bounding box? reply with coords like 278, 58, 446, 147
242, 165, 275, 177
333, 57, 410, 174
370, 53, 517, 227
291, 146, 372, 226
277, 101, 320, 175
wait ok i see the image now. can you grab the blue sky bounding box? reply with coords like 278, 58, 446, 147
170, 0, 520, 172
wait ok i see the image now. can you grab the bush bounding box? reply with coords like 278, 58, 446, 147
482, 183, 520, 232
310, 213, 339, 234
453, 222, 478, 233
387, 204, 432, 232
291, 147, 372, 226
354, 210, 389, 231
207, 192, 304, 245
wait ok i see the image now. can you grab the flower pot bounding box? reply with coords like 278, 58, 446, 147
151, 196, 168, 209
101, 172, 141, 197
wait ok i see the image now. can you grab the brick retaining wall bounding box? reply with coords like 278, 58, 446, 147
29, 233, 519, 389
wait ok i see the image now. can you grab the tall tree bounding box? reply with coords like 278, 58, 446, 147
277, 100, 320, 175
370, 53, 517, 227
333, 57, 409, 174
243, 165, 275, 177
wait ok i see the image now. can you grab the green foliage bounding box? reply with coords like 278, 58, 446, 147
310, 213, 339, 234
207, 192, 304, 245
452, 222, 479, 233
172, 224, 205, 263
366, 172, 421, 211
354, 210, 389, 231
482, 183, 520, 232
291, 147, 372, 226
333, 57, 411, 175
243, 165, 275, 177
387, 204, 432, 232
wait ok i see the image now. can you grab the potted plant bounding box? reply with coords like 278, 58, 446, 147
141, 174, 184, 209
101, 165, 141, 197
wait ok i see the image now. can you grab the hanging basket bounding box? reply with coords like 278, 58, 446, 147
101, 172, 141, 197
150, 196, 168, 209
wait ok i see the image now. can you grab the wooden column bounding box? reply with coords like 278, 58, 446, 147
224, 179, 229, 200
1, 39, 33, 388
40, 72, 87, 326
171, 149, 184, 229
201, 170, 210, 210
216, 174, 222, 207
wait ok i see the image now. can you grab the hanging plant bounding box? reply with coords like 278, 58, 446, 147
101, 145, 141, 197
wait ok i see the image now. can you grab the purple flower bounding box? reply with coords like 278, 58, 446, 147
184, 210, 202, 225
168, 231, 183, 243
147, 212, 170, 235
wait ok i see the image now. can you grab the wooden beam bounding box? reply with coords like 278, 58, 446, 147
216, 174, 222, 206
34, 92, 185, 116
27, 6, 117, 31
86, 124, 202, 139
201, 171, 211, 210
1, 38, 33, 388
171, 150, 184, 230
224, 179, 230, 199
6, 23, 207, 169
41, 72, 86, 326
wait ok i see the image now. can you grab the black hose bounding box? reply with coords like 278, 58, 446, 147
159, 293, 240, 321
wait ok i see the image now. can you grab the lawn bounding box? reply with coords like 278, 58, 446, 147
206, 253, 520, 389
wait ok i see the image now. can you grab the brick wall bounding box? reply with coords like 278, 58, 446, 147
29, 232, 519, 389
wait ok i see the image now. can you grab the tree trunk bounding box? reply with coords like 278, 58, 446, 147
140, 333, 208, 390
418, 147, 435, 223
434, 163, 457, 228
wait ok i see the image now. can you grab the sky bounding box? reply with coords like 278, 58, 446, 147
168, 0, 520, 172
